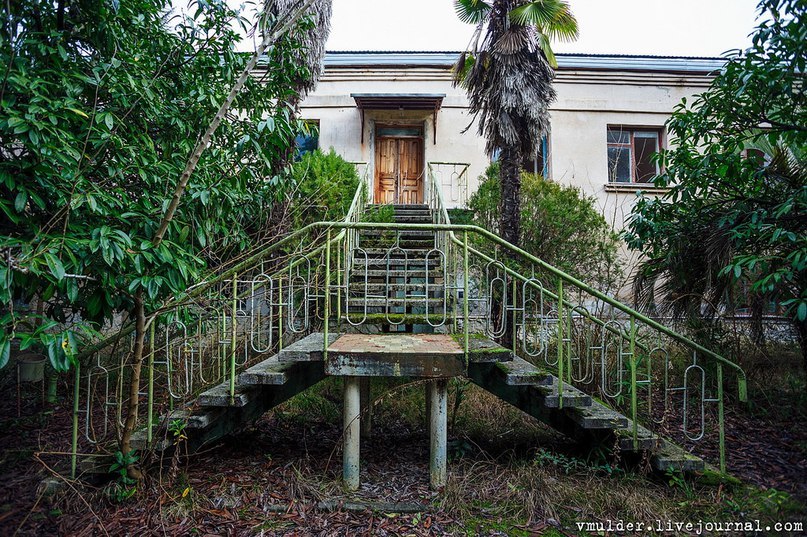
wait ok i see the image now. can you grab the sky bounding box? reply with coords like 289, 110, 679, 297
325, 0, 761, 57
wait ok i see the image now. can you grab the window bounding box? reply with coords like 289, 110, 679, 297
489, 135, 550, 176
522, 135, 550, 177
294, 120, 319, 158
607, 126, 662, 183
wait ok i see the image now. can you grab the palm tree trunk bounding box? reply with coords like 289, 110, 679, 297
499, 145, 521, 349
500, 145, 522, 246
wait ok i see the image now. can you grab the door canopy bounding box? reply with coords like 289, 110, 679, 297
351, 93, 445, 143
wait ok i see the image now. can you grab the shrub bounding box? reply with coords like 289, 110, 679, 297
289, 149, 360, 227
468, 163, 621, 290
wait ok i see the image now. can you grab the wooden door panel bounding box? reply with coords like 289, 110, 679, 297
375, 137, 398, 204
374, 131, 423, 205
398, 138, 422, 204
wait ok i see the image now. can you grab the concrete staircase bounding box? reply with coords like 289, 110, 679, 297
131, 203, 704, 478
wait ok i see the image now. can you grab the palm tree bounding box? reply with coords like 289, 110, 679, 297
453, 0, 578, 247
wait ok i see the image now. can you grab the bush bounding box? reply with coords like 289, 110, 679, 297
289, 149, 360, 227
468, 163, 621, 289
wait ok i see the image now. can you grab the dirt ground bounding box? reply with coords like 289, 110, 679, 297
1, 370, 806, 536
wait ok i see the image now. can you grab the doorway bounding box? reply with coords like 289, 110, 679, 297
374, 124, 424, 204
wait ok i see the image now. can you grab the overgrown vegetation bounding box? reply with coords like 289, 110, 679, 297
469, 163, 622, 290
624, 0, 806, 365
0, 0, 331, 469
288, 148, 360, 228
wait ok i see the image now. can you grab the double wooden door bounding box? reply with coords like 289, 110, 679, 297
375, 133, 423, 204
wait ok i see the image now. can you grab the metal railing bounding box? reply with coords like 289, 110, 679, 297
69, 169, 747, 477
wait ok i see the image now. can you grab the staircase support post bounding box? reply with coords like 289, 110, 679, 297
343, 375, 361, 491
429, 378, 448, 489
360, 377, 372, 439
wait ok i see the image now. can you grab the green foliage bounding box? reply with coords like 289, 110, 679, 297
288, 149, 360, 227
108, 450, 138, 502
0, 0, 311, 369
624, 0, 806, 347
362, 204, 394, 223
469, 163, 622, 288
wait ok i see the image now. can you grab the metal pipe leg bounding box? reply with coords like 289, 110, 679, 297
343, 376, 361, 491
360, 377, 372, 439
425, 381, 432, 442
429, 379, 448, 489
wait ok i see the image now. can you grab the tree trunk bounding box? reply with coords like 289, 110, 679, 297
499, 146, 522, 247
120, 293, 146, 479
797, 317, 807, 375
499, 145, 521, 349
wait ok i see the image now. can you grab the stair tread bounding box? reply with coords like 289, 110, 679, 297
615, 418, 665, 451
651, 443, 705, 472
198, 382, 257, 407
495, 356, 552, 384
565, 399, 629, 429
533, 379, 592, 408
278, 332, 339, 362
238, 354, 289, 385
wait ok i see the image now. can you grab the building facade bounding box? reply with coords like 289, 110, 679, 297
280, 51, 722, 238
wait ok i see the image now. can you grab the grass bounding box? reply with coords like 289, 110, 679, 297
271, 372, 806, 535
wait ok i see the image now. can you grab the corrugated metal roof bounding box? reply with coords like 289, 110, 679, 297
322, 51, 726, 74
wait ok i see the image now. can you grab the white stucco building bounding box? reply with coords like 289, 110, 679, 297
286, 51, 722, 239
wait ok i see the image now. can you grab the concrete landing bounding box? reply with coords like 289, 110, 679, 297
326, 334, 465, 377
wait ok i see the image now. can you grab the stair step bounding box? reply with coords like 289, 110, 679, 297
352, 258, 442, 268
343, 313, 450, 325
356, 269, 443, 279
615, 419, 665, 451
348, 297, 447, 307
348, 284, 445, 299
651, 443, 705, 473
278, 332, 339, 362
198, 382, 257, 407
358, 248, 437, 257
534, 380, 592, 408
238, 354, 289, 385
495, 356, 553, 385
164, 408, 223, 430
361, 230, 434, 238
565, 400, 629, 430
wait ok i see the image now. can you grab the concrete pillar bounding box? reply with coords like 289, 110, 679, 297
343, 376, 361, 491
360, 377, 372, 439
425, 381, 432, 441
429, 379, 448, 489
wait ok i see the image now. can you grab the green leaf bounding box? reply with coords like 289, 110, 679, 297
0, 336, 9, 369
44, 253, 66, 280
14, 191, 27, 212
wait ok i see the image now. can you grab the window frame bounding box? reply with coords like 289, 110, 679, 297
295, 119, 320, 157
606, 125, 664, 184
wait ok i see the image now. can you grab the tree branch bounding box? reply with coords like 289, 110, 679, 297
152, 0, 318, 247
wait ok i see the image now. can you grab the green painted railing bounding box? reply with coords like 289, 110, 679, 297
69, 173, 747, 478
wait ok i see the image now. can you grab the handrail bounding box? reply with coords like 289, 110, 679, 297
77, 218, 747, 394
320, 222, 748, 389
70, 173, 747, 476
424, 165, 746, 391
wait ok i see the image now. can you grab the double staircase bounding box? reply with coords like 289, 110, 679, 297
73, 171, 746, 489
125, 202, 707, 490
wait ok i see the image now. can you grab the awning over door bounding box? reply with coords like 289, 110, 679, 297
351, 93, 445, 143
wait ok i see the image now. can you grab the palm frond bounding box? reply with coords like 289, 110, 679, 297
494, 26, 533, 55
510, 0, 579, 42
452, 52, 476, 84
537, 33, 557, 68
454, 0, 491, 25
